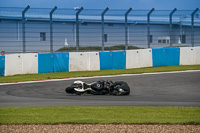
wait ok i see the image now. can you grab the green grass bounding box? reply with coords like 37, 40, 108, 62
0, 106, 199, 124
0, 65, 200, 83
57, 45, 141, 52
1, 65, 200, 125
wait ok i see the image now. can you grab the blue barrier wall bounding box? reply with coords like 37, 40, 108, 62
112, 51, 126, 69
38, 53, 54, 73
1, 47, 189, 76
54, 53, 69, 72
99, 51, 126, 70
152, 48, 180, 67
0, 56, 5, 76
99, 51, 112, 70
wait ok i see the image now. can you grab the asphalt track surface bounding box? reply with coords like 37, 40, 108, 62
0, 71, 200, 107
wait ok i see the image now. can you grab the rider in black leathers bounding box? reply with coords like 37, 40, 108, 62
109, 81, 130, 95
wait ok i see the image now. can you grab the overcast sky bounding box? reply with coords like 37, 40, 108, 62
0, 0, 199, 10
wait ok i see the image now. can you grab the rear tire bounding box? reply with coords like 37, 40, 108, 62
65, 87, 76, 94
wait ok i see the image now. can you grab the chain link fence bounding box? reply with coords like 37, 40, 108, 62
0, 7, 200, 53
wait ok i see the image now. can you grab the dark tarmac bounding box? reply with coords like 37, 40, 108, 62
0, 71, 200, 107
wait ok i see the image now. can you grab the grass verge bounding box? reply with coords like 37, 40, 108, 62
0, 106, 200, 124
57, 45, 141, 52
0, 65, 200, 83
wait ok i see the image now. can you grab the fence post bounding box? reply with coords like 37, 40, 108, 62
50, 6, 57, 53
169, 8, 177, 47
125, 8, 132, 50
101, 7, 109, 51
147, 8, 154, 48
22, 5, 30, 53
75, 7, 83, 52
191, 8, 199, 47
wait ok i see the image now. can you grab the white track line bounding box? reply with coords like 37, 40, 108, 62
0, 70, 200, 86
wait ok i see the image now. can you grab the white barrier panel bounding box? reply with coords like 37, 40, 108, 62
69, 52, 88, 71
69, 52, 100, 72
21, 53, 38, 74
126, 49, 152, 69
88, 52, 100, 71
5, 54, 23, 76
180, 47, 194, 65
180, 47, 200, 65
194, 47, 200, 65
5, 53, 38, 76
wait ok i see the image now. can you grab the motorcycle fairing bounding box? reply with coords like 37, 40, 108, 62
73, 81, 92, 92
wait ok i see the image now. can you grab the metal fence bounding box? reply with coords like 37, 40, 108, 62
0, 6, 200, 53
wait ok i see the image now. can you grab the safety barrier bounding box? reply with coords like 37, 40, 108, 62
38, 53, 54, 73
193, 47, 200, 64
69, 52, 100, 71
53, 53, 69, 72
0, 47, 199, 76
5, 53, 38, 76
5, 54, 22, 76
180, 47, 200, 65
22, 53, 38, 74
0, 55, 5, 76
180, 47, 194, 65
112, 51, 126, 70
99, 51, 112, 70
126, 49, 152, 69
38, 53, 69, 73
99, 51, 126, 70
152, 48, 180, 67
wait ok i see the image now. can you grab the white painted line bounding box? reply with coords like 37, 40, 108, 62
0, 70, 200, 86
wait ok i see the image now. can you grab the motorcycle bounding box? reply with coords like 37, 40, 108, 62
65, 80, 130, 96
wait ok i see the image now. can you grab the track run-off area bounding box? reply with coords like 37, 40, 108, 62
0, 70, 200, 107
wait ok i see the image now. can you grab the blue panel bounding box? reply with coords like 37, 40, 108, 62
112, 51, 126, 69
99, 52, 112, 70
38, 53, 54, 73
152, 48, 165, 67
165, 48, 180, 66
0, 56, 5, 76
152, 48, 180, 67
54, 53, 69, 72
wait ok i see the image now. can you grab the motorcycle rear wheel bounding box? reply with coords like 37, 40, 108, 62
65, 86, 76, 94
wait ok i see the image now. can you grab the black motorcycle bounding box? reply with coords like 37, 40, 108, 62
65, 80, 130, 96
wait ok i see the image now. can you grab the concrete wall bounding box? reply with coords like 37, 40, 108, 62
180, 47, 200, 65
126, 49, 152, 69
0, 55, 5, 76
1, 47, 200, 76
69, 52, 100, 71
99, 51, 126, 70
38, 53, 69, 73
152, 48, 180, 67
5, 53, 38, 76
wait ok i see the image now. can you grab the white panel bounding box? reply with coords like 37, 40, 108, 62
88, 52, 100, 71
126, 50, 140, 69
193, 47, 200, 65
180, 47, 194, 65
126, 49, 152, 69
138, 49, 152, 68
69, 52, 100, 72
21, 53, 38, 74
5, 54, 23, 76
69, 52, 89, 71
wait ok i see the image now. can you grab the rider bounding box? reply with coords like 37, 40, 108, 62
109, 81, 130, 96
